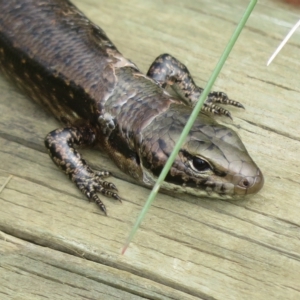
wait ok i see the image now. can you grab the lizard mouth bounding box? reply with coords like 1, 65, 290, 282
141, 162, 264, 199
163, 172, 264, 199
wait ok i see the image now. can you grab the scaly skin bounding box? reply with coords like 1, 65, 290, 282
0, 0, 264, 214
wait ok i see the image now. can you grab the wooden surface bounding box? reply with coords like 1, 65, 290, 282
1, 0, 300, 299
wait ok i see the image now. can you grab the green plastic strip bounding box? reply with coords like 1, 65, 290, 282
122, 0, 257, 254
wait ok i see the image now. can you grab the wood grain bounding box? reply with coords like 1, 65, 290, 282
1, 0, 300, 299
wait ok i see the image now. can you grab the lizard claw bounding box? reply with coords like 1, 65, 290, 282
201, 103, 232, 119
100, 180, 118, 192
112, 193, 122, 203
95, 170, 111, 178
202, 91, 244, 119
73, 169, 121, 214
207, 91, 245, 109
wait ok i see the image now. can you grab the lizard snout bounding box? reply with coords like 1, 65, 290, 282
232, 163, 264, 195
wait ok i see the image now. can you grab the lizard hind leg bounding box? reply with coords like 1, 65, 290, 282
147, 53, 244, 119
44, 126, 120, 215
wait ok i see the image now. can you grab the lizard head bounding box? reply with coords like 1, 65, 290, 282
139, 104, 264, 199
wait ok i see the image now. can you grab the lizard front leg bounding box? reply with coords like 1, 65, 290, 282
147, 53, 244, 119
44, 126, 120, 215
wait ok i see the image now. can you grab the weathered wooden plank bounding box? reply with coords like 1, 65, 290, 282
0, 233, 198, 300
1, 0, 300, 299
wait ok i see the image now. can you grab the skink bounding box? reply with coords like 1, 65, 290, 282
0, 0, 264, 214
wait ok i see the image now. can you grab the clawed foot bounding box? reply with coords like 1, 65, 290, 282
202, 91, 244, 119
73, 170, 121, 215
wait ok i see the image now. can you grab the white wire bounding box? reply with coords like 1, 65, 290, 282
267, 19, 300, 66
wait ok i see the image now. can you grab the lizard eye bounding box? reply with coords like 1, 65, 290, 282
190, 157, 210, 172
